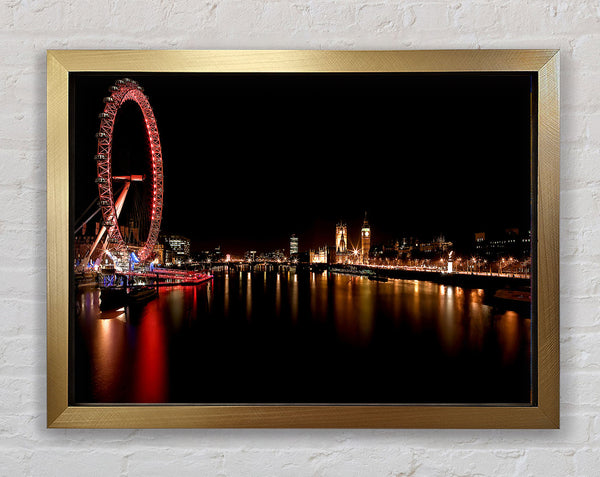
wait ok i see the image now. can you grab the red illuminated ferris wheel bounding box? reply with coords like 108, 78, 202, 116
91, 78, 163, 264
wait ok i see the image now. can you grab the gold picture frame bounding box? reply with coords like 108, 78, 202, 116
47, 49, 559, 428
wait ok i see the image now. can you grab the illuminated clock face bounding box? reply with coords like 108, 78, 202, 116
364, 231, 369, 237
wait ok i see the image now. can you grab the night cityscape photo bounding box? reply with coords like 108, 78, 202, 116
70, 72, 535, 405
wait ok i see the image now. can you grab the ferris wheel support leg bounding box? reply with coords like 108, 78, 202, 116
81, 182, 132, 268
113, 181, 131, 218
81, 224, 107, 269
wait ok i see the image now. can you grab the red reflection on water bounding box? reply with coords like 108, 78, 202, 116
91, 316, 127, 402
132, 301, 168, 403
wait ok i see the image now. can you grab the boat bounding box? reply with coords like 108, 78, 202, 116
493, 288, 531, 303
368, 274, 388, 282
490, 287, 531, 314
329, 265, 375, 277
74, 271, 99, 289
99, 286, 158, 311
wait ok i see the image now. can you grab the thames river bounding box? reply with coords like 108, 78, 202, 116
73, 268, 532, 405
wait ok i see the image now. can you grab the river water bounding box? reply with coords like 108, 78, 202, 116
73, 269, 532, 405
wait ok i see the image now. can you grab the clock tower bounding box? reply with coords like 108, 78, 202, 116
360, 212, 371, 264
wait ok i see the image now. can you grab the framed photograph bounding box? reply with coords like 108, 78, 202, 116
47, 50, 559, 428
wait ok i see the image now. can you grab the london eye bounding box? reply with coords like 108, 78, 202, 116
81, 78, 164, 269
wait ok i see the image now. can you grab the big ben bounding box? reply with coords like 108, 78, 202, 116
360, 212, 371, 264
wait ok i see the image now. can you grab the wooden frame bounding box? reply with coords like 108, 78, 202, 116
47, 50, 559, 428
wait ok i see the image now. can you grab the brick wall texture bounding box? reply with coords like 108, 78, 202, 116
1, 1, 598, 475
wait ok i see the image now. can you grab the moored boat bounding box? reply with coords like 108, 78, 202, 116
493, 288, 531, 303
490, 287, 531, 314
99, 286, 158, 311
368, 274, 388, 282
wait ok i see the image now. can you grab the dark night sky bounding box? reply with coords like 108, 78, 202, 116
72, 72, 534, 256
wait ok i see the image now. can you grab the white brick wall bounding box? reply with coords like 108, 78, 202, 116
1, 1, 598, 475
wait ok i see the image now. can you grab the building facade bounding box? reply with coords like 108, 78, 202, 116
164, 234, 191, 265
335, 222, 348, 263
290, 234, 299, 256
309, 247, 328, 264
474, 229, 531, 260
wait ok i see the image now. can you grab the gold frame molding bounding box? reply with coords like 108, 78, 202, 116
47, 49, 559, 429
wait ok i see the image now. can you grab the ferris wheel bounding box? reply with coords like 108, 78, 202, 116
82, 78, 164, 268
